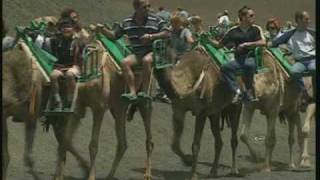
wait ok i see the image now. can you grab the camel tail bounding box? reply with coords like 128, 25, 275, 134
220, 107, 231, 131
278, 110, 287, 124
220, 103, 242, 131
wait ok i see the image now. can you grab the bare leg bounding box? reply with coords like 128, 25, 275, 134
141, 52, 153, 92
88, 108, 105, 180
170, 106, 191, 166
190, 114, 206, 180
121, 55, 138, 95
138, 101, 154, 180
208, 114, 223, 177
240, 104, 258, 162
107, 104, 128, 179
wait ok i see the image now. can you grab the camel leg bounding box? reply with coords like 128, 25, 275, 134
107, 105, 128, 179
229, 104, 241, 175
88, 108, 105, 180
52, 116, 88, 180
190, 114, 206, 180
286, 111, 297, 170
138, 102, 154, 180
171, 107, 191, 166
2, 117, 9, 180
262, 112, 277, 172
24, 116, 40, 180
300, 103, 315, 168
240, 105, 258, 162
208, 114, 223, 177
52, 119, 67, 180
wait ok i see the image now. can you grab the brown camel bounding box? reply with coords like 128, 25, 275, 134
239, 49, 305, 172
46, 39, 112, 180
2, 42, 44, 180
151, 46, 243, 179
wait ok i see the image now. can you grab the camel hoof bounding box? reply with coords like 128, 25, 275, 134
230, 168, 239, 175
209, 168, 218, 178
143, 174, 152, 180
288, 163, 296, 170
182, 154, 193, 166
261, 166, 272, 173
300, 157, 312, 168
187, 174, 198, 180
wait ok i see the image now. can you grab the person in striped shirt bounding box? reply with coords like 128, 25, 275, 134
96, 0, 169, 101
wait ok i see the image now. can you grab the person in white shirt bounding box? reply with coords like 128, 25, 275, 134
271, 11, 315, 95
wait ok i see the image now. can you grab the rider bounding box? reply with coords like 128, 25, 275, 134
58, 8, 90, 42
49, 18, 84, 108
270, 11, 315, 99
96, 0, 169, 101
169, 15, 195, 62
265, 18, 283, 41
156, 6, 171, 23
211, 6, 266, 102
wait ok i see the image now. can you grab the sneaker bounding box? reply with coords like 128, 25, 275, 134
232, 89, 242, 104
137, 92, 153, 102
160, 94, 171, 104
121, 93, 138, 103
245, 89, 259, 102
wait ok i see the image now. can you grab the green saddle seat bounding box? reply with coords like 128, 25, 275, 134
268, 48, 313, 77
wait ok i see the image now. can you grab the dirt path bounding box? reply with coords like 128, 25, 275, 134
7, 102, 315, 180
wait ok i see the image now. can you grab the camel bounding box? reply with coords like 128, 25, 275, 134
44, 39, 113, 180
239, 48, 306, 172
150, 45, 243, 179
299, 76, 315, 168
2, 42, 45, 180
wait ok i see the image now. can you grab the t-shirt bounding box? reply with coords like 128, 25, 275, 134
114, 12, 169, 57
156, 10, 171, 22
170, 28, 192, 56
221, 25, 264, 59
287, 30, 315, 60
50, 36, 84, 68
218, 15, 230, 27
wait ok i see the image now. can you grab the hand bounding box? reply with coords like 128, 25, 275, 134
95, 23, 104, 32
238, 42, 250, 49
140, 34, 153, 44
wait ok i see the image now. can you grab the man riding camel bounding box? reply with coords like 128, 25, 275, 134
96, 0, 169, 101
270, 10, 315, 101
211, 6, 266, 102
48, 18, 84, 109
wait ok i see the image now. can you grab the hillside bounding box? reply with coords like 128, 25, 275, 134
3, 0, 315, 35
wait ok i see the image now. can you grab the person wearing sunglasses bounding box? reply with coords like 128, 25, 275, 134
48, 18, 85, 109
211, 6, 266, 102
57, 8, 90, 42
96, 0, 169, 101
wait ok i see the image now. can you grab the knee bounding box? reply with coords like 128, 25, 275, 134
50, 71, 62, 81
65, 71, 75, 79
142, 56, 153, 66
121, 60, 132, 70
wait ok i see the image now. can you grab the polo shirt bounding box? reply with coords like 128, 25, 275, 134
114, 12, 169, 57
